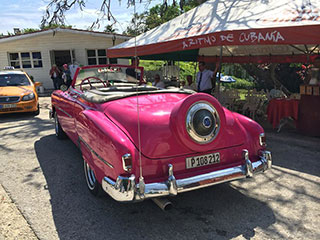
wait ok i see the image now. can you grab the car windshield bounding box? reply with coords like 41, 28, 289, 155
75, 65, 142, 89
0, 74, 31, 87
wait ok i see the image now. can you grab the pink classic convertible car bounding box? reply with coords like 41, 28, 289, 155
50, 64, 272, 203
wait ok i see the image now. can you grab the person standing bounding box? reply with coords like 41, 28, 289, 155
49, 64, 62, 90
126, 57, 141, 79
62, 64, 72, 88
69, 62, 79, 80
196, 62, 219, 94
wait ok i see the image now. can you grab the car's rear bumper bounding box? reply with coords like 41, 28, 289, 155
101, 150, 272, 202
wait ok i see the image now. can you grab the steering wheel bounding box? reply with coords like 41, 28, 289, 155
79, 76, 107, 91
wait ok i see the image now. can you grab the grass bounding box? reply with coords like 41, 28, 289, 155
238, 89, 247, 100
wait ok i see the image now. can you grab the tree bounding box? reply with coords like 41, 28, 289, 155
41, 0, 205, 30
123, 13, 148, 36
123, 1, 202, 36
242, 63, 304, 94
104, 24, 117, 33
145, 4, 180, 30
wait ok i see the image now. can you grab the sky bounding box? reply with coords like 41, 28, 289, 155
0, 0, 162, 34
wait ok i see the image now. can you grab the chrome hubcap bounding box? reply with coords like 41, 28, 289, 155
84, 162, 96, 190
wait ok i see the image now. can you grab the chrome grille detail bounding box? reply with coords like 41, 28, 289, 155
0, 96, 20, 103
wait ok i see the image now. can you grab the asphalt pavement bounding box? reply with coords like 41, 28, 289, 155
0, 97, 319, 240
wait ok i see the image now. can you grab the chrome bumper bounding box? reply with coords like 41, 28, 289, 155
101, 150, 272, 202
49, 109, 54, 119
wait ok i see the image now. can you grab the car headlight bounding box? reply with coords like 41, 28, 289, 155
21, 93, 35, 101
186, 101, 220, 144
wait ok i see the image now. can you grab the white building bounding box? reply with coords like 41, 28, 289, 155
0, 28, 130, 89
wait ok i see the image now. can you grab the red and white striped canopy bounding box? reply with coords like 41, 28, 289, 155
108, 0, 320, 63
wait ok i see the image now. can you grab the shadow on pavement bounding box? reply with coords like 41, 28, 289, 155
265, 129, 320, 177
0, 112, 38, 122
34, 135, 276, 240
0, 112, 52, 153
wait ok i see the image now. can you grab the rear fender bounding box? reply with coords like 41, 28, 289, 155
232, 112, 265, 159
76, 110, 137, 183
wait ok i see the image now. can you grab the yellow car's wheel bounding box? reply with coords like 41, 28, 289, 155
33, 104, 40, 116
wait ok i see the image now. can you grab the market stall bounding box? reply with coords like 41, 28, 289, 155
107, 0, 320, 136
107, 0, 320, 63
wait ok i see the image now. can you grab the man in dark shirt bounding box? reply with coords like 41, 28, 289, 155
126, 57, 140, 80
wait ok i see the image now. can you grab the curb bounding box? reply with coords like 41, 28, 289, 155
0, 184, 38, 240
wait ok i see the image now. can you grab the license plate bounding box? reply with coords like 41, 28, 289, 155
0, 104, 16, 109
186, 153, 220, 169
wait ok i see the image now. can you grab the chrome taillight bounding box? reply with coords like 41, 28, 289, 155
259, 133, 266, 147
122, 153, 132, 172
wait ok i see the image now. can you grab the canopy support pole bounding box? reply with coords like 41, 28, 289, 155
216, 46, 223, 100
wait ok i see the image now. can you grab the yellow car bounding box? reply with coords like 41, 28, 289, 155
0, 69, 41, 115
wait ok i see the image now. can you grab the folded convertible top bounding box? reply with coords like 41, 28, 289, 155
81, 86, 195, 103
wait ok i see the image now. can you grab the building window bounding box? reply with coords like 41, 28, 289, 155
32, 52, 43, 68
9, 53, 20, 68
87, 49, 107, 65
8, 52, 42, 69
109, 58, 118, 64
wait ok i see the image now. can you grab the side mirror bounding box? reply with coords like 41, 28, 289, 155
60, 84, 68, 92
34, 82, 42, 87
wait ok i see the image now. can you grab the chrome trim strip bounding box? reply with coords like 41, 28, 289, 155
69, 87, 82, 96
101, 150, 272, 202
259, 133, 266, 147
122, 153, 132, 172
56, 106, 72, 118
79, 136, 114, 169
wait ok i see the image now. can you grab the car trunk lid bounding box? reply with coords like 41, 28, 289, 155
102, 93, 246, 159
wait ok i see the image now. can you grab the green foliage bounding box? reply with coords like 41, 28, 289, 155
21, 28, 40, 34
140, 59, 255, 91
140, 60, 164, 71
1, 24, 73, 36
104, 25, 117, 33
123, 13, 148, 36
145, 5, 181, 30
222, 76, 256, 90
41, 24, 72, 30
140, 60, 198, 83
178, 61, 198, 81
123, 1, 202, 35
182, 0, 202, 12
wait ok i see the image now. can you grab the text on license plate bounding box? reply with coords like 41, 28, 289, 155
186, 153, 220, 169
0, 104, 17, 109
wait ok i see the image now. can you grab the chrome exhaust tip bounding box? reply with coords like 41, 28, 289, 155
152, 198, 173, 211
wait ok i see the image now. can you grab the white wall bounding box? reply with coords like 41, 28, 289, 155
0, 31, 129, 89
